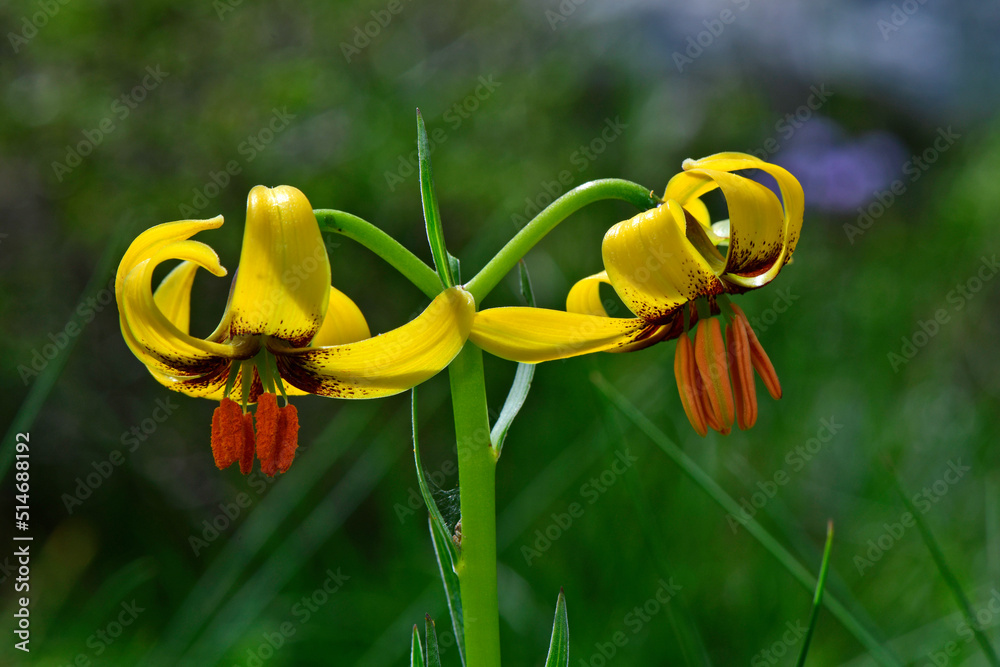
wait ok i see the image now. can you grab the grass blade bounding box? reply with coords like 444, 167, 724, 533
412, 625, 426, 667
795, 520, 835, 667
888, 463, 1000, 666
543, 589, 570, 667
425, 615, 442, 667
590, 373, 900, 666
416, 108, 454, 288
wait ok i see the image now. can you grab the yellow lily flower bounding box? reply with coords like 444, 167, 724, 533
470, 153, 803, 436
116, 185, 474, 475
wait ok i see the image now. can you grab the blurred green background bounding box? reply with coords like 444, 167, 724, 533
2, 0, 1000, 664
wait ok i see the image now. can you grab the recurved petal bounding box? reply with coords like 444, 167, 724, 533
225, 185, 332, 347
153, 261, 199, 334
683, 153, 804, 289
118, 218, 244, 379
602, 200, 725, 322
470, 307, 662, 363
566, 271, 613, 317
274, 287, 475, 398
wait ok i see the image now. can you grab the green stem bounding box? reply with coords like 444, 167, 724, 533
448, 344, 500, 666
466, 178, 658, 302
314, 209, 442, 299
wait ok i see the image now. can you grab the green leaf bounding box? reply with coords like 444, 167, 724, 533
543, 589, 570, 667
416, 108, 455, 288
490, 261, 537, 457
413, 389, 466, 665
795, 520, 835, 667
429, 515, 466, 666
411, 625, 426, 667
448, 252, 461, 285
425, 615, 442, 667
412, 389, 458, 564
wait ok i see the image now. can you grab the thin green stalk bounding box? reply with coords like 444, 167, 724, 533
466, 179, 658, 302
890, 468, 1000, 666
315, 209, 441, 299
796, 520, 834, 667
591, 373, 900, 666
448, 344, 500, 667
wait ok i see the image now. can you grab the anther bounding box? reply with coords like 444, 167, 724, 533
255, 393, 300, 476
674, 332, 708, 437
211, 397, 246, 470
694, 317, 735, 433
726, 316, 758, 430
730, 303, 782, 400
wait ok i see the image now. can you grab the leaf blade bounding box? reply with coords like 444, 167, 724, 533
543, 589, 570, 667
417, 108, 454, 288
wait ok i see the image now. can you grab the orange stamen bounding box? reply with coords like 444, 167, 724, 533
255, 393, 300, 476
673, 332, 708, 437
275, 404, 299, 474
730, 303, 782, 400
694, 317, 735, 433
239, 412, 255, 475
726, 316, 758, 430
210, 397, 245, 470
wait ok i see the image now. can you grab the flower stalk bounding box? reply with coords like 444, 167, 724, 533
467, 178, 659, 301
448, 343, 501, 666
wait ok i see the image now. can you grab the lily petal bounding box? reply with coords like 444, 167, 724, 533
682, 153, 804, 289
278, 286, 372, 397
310, 286, 372, 347
470, 307, 663, 363
566, 271, 613, 317
117, 217, 246, 379
274, 287, 475, 398
225, 185, 332, 346
602, 200, 725, 322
